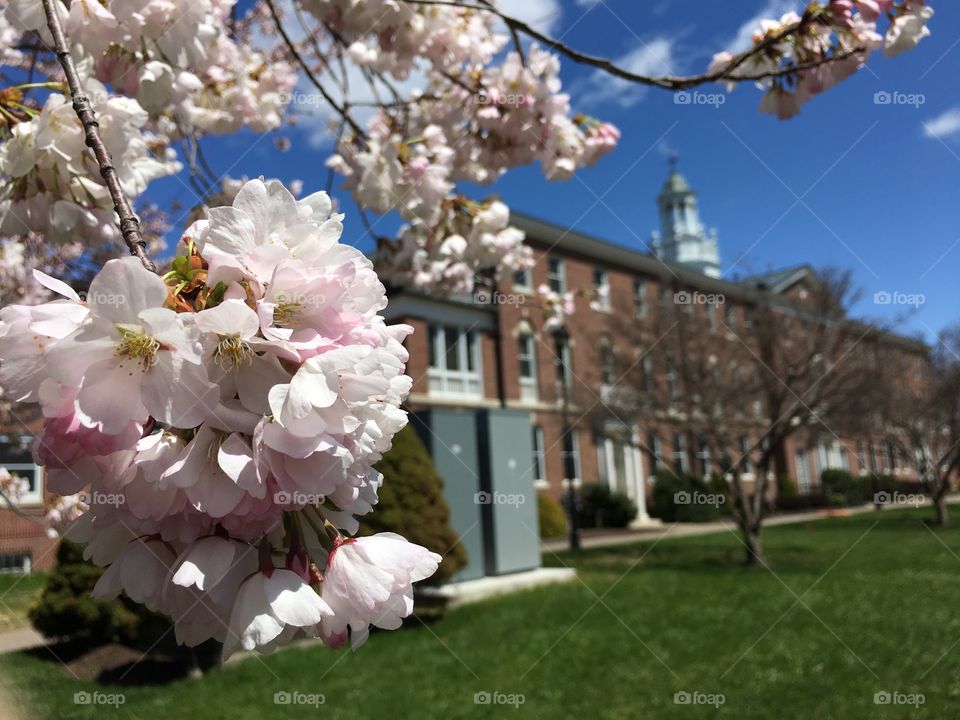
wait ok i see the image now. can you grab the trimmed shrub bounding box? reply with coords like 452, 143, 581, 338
361, 424, 467, 585
821, 469, 870, 507
579, 484, 637, 529
29, 540, 170, 649
777, 474, 799, 500
537, 492, 568, 538
650, 470, 725, 523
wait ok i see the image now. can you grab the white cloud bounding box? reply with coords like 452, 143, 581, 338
575, 38, 676, 108
924, 107, 960, 140
727, 0, 800, 52
495, 0, 563, 36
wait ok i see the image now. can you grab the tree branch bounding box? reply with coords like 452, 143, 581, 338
400, 0, 863, 90
40, 0, 156, 273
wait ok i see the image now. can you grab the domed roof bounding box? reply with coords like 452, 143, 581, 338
659, 170, 691, 196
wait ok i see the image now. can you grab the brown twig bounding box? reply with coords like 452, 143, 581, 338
400, 0, 863, 90
40, 0, 156, 272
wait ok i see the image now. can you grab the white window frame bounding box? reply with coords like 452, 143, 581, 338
795, 448, 811, 495
518, 333, 539, 402
547, 255, 566, 294
532, 426, 546, 487
0, 553, 31, 574
514, 268, 532, 292
634, 279, 647, 319
697, 436, 711, 477
562, 430, 582, 482
555, 336, 573, 390
0, 435, 43, 506
740, 435, 753, 475
427, 325, 483, 398
673, 433, 689, 474
593, 268, 610, 310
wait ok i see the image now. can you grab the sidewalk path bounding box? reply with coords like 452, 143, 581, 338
0, 626, 46, 655
542, 497, 960, 553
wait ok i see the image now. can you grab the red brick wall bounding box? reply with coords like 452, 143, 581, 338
0, 507, 58, 571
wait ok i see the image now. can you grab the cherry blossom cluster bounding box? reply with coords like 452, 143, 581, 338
3, 0, 297, 137
708, 0, 934, 119
538, 283, 576, 334
328, 39, 619, 292
0, 179, 440, 656
0, 79, 181, 247
377, 198, 531, 296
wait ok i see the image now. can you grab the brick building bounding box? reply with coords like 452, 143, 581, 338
386, 167, 931, 534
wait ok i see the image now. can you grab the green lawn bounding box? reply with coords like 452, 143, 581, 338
4, 509, 960, 719
0, 572, 46, 633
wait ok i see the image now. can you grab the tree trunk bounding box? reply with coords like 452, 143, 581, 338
741, 521, 765, 567
934, 492, 949, 527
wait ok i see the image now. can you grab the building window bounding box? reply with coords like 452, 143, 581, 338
599, 338, 615, 386
547, 255, 566, 293
706, 299, 718, 333
856, 441, 867, 475
744, 307, 755, 329
554, 336, 572, 390
642, 356, 654, 395
518, 333, 538, 402
673, 433, 689, 474
634, 279, 647, 318
514, 269, 532, 292
561, 430, 581, 481
724, 303, 736, 330
0, 553, 30, 574
593, 268, 610, 310
666, 367, 678, 402
427, 325, 483, 398
740, 435, 753, 475
648, 433, 662, 473
697, 436, 711, 477
532, 425, 546, 485
0, 435, 43, 506
795, 448, 811, 495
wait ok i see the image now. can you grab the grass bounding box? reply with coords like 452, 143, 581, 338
0, 572, 46, 633
3, 508, 960, 719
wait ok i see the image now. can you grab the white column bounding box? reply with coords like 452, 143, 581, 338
631, 444, 650, 521
603, 437, 617, 493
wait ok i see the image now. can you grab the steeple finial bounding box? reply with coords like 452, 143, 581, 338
667, 150, 678, 172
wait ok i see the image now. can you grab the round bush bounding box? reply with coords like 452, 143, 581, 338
537, 492, 568, 538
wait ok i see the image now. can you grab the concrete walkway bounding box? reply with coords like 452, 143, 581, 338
0, 626, 46, 655
542, 497, 959, 553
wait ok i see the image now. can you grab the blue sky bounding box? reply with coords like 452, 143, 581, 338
150, 0, 960, 342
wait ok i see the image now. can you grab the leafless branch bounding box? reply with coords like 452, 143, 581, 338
40, 0, 156, 273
